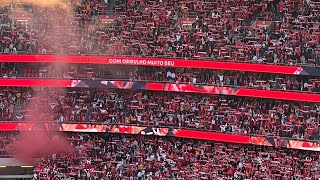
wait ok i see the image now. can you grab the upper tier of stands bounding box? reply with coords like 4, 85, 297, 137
0, 0, 319, 66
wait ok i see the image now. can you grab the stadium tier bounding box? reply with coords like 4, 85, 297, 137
0, 132, 319, 179
0, 0, 319, 65
0, 88, 319, 152
0, 0, 319, 179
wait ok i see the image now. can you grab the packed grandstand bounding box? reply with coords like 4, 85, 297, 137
0, 0, 319, 179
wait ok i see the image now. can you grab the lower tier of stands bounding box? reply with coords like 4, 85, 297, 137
0, 132, 318, 180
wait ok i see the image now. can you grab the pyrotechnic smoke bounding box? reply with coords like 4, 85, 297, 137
9, 131, 73, 164
0, 0, 69, 8
1, 0, 82, 54
8, 90, 74, 164
5, 0, 86, 163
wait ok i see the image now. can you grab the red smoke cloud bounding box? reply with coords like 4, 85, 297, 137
5, 0, 80, 164
9, 131, 73, 164
8, 90, 74, 164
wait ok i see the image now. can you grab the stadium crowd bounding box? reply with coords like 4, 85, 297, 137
3, 88, 318, 141
0, 132, 319, 179
22, 134, 320, 180
0, 88, 31, 122
131, 67, 320, 93
0, 0, 319, 180
0, 0, 319, 65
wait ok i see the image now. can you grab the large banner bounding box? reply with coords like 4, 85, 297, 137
0, 122, 54, 131
60, 123, 107, 132
106, 125, 320, 152
0, 79, 72, 87
1, 79, 320, 102
0, 123, 318, 151
0, 54, 316, 75
250, 136, 320, 152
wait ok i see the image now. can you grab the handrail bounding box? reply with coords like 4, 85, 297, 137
1, 77, 320, 95
0, 52, 319, 68
0, 121, 318, 143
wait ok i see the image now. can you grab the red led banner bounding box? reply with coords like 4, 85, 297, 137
0, 54, 305, 75
1, 79, 320, 103
0, 79, 72, 87
106, 125, 320, 151
60, 123, 107, 132
0, 122, 318, 151
0, 122, 53, 131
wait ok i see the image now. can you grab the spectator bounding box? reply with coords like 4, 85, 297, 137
0, 133, 316, 179
0, 0, 318, 66
9, 88, 319, 140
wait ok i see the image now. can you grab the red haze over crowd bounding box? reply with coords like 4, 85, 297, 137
8, 91, 73, 164
4, 0, 80, 164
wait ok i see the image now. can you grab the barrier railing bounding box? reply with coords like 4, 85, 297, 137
1, 79, 320, 102
0, 122, 318, 151
1, 77, 319, 95
0, 121, 317, 142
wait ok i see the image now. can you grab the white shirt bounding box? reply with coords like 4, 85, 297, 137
176, 34, 181, 41
192, 77, 197, 84
171, 72, 176, 79
166, 71, 171, 78
238, 162, 243, 168
59, 115, 64, 122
